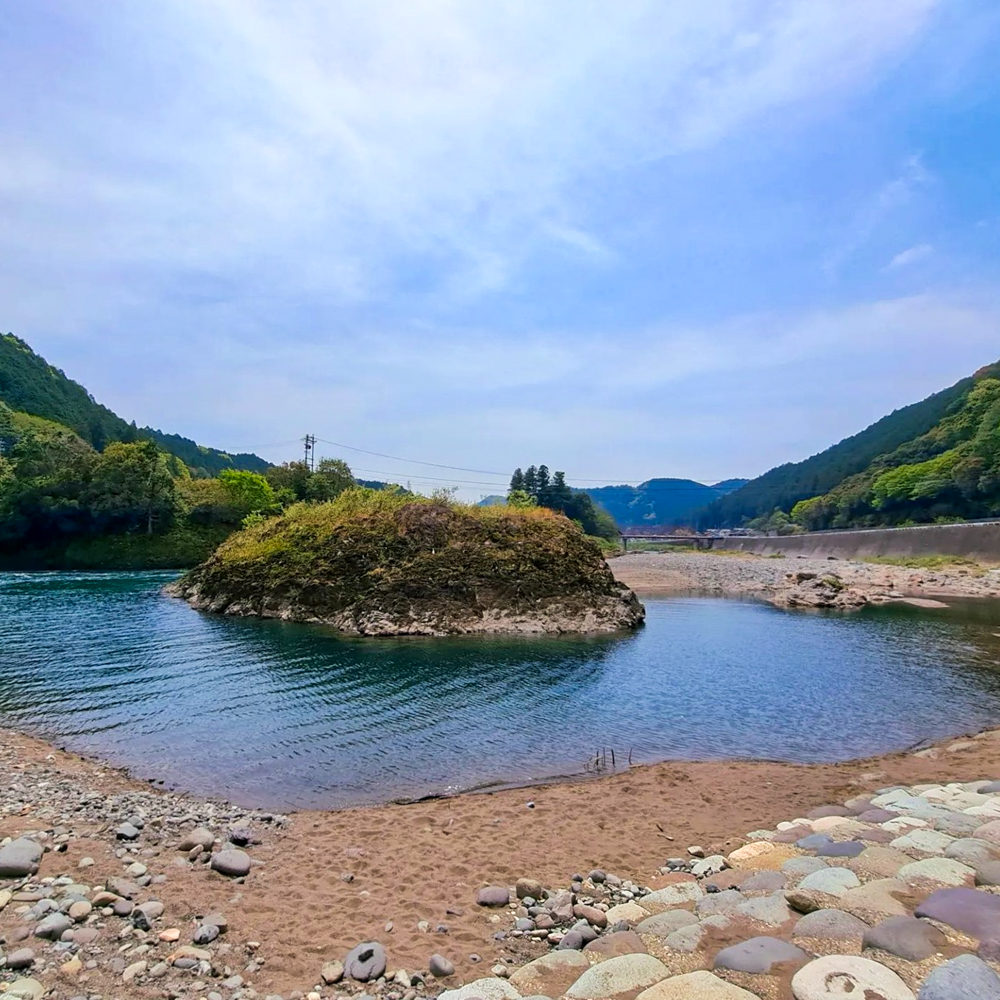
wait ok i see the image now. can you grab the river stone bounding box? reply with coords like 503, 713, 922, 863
741, 871, 786, 891
932, 811, 983, 837
898, 857, 975, 887
797, 833, 834, 851
918, 954, 1000, 1000
975, 821, 1000, 847
890, 829, 956, 855
607, 901, 653, 924
838, 879, 914, 921
637, 883, 702, 910
735, 894, 793, 927
946, 839, 997, 868
793, 909, 869, 941
178, 827, 215, 851
575, 903, 608, 928
478, 885, 511, 907
321, 961, 344, 984
34, 912, 73, 939
817, 841, 866, 858
439, 978, 521, 1000
516, 878, 543, 900
783, 857, 830, 877
556, 929, 586, 951
565, 954, 671, 999
5, 948, 35, 970
429, 954, 455, 978
808, 805, 854, 820
915, 887, 1000, 940
509, 951, 589, 997
862, 916, 947, 961
636, 910, 699, 936
713, 936, 809, 974
635, 971, 761, 1000
696, 889, 744, 917
5, 980, 45, 1000
585, 930, 648, 959
857, 809, 898, 824
345, 941, 387, 982
211, 849, 251, 878
0, 838, 43, 878
791, 955, 916, 1000
115, 822, 140, 841
663, 924, 704, 953
848, 847, 909, 879
798, 868, 860, 897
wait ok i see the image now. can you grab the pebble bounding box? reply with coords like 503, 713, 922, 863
5, 948, 36, 970
477, 885, 511, 907
798, 867, 861, 897
321, 960, 344, 984
713, 936, 809, 974
635, 971, 761, 999
210, 848, 251, 877
918, 954, 1000, 1000
793, 908, 869, 941
429, 954, 455, 977
0, 838, 43, 878
862, 915, 947, 961
791, 955, 916, 1000
345, 940, 387, 982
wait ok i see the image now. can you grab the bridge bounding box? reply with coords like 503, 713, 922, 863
618, 533, 718, 552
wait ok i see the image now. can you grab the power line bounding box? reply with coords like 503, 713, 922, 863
312, 436, 731, 487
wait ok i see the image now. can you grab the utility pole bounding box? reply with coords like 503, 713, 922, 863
303, 434, 316, 473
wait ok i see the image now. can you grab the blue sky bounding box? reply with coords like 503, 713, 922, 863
3, 0, 1000, 498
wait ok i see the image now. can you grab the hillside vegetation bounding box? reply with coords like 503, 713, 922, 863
0, 333, 267, 475
701, 360, 1000, 530
700, 363, 998, 528
171, 489, 644, 635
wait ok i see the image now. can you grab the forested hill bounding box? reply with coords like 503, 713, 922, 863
0, 334, 267, 476
583, 478, 747, 527
700, 359, 1000, 529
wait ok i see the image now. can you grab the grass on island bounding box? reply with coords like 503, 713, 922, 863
185, 487, 624, 610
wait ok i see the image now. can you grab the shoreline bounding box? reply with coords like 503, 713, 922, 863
3, 721, 999, 999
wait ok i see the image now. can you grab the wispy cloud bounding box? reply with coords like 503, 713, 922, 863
884, 243, 934, 270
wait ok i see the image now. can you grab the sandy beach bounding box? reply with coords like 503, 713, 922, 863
3, 722, 998, 999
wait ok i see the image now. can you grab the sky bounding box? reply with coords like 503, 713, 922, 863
2, 0, 1000, 499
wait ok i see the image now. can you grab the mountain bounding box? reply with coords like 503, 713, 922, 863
583, 477, 747, 528
699, 359, 1000, 529
0, 333, 267, 476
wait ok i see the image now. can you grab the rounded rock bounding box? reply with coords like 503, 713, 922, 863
477, 885, 511, 907
0, 838, 43, 878
793, 909, 869, 941
918, 954, 1000, 1000
210, 849, 251, 878
714, 936, 809, 974
429, 954, 455, 978
635, 971, 762, 1000
791, 955, 916, 1000
345, 941, 387, 982
862, 916, 947, 961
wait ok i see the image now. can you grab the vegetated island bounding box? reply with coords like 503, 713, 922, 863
168, 488, 645, 636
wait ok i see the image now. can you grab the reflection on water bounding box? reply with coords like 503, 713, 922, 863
1, 571, 999, 809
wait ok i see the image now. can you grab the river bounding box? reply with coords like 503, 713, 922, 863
1, 571, 999, 809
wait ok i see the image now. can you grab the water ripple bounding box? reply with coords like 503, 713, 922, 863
2, 572, 1000, 809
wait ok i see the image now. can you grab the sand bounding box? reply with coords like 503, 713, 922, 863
3, 725, 998, 996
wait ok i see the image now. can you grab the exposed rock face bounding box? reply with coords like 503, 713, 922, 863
168, 494, 645, 637
770, 571, 870, 610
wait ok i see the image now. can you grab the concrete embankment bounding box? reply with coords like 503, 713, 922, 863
721, 521, 1000, 562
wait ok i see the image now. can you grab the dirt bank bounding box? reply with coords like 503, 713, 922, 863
611, 550, 1000, 605
3, 725, 998, 999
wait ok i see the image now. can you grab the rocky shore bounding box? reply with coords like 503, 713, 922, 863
3, 727, 1000, 1000
611, 550, 1000, 610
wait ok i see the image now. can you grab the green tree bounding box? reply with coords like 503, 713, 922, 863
218, 469, 277, 518
305, 458, 355, 502
523, 465, 538, 498
509, 468, 525, 493
506, 489, 537, 509
86, 441, 179, 534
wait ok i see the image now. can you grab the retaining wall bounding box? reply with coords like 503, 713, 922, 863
718, 521, 1000, 561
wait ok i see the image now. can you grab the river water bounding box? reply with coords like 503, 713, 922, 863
1, 571, 999, 809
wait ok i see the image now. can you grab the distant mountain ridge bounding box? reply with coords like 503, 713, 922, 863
582, 477, 748, 527
700, 359, 1000, 529
0, 333, 268, 476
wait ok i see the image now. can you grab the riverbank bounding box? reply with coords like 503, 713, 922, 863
3, 724, 998, 999
611, 550, 1000, 607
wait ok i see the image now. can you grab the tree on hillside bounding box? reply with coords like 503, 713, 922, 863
219, 469, 277, 519
507, 463, 618, 540
509, 468, 525, 492
305, 458, 355, 502
523, 465, 538, 496
87, 441, 179, 534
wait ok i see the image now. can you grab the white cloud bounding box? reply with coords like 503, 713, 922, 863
885, 242, 934, 270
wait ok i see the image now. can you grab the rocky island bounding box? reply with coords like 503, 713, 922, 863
167, 489, 644, 636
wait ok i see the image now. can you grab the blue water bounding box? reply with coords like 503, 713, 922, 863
1, 571, 999, 809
